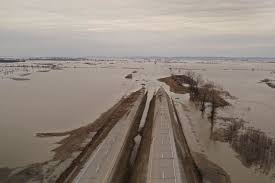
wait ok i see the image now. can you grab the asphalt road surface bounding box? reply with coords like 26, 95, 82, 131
73, 94, 144, 183
146, 88, 185, 183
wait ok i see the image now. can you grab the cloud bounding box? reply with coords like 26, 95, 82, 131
0, 0, 275, 56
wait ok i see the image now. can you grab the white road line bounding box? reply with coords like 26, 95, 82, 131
73, 141, 104, 183
169, 124, 177, 183
102, 116, 129, 183
149, 109, 160, 181
148, 94, 180, 183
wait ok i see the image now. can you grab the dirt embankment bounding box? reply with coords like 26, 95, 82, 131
158, 75, 190, 94
128, 94, 156, 183
159, 74, 230, 107
3, 89, 144, 183
172, 100, 231, 183
193, 153, 232, 183
170, 99, 203, 183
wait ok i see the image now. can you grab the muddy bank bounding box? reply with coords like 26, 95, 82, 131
158, 75, 190, 94
10, 77, 30, 81
1, 89, 144, 183
170, 97, 203, 183
159, 74, 230, 107
193, 153, 231, 183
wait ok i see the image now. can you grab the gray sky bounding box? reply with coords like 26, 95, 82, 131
1, 0, 275, 57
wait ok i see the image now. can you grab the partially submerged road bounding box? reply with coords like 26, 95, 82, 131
69, 87, 202, 183
146, 88, 186, 183
72, 89, 146, 183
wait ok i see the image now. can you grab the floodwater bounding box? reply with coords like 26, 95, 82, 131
172, 61, 275, 136
166, 61, 275, 183
0, 59, 275, 183
0, 61, 136, 168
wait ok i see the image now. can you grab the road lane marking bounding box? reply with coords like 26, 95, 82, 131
73, 141, 104, 183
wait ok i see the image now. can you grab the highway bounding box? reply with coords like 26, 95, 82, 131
146, 88, 185, 183
73, 92, 145, 183
72, 88, 190, 183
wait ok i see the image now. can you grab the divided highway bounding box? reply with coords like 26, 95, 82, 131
71, 87, 199, 183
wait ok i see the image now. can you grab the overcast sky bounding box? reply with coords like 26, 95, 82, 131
1, 0, 275, 57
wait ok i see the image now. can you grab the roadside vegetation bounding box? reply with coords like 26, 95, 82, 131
260, 78, 275, 89
159, 72, 275, 174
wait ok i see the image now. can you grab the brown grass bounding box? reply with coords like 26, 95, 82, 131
158, 75, 190, 94
213, 117, 275, 174
159, 74, 230, 107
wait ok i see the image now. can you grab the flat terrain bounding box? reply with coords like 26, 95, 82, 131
0, 58, 275, 183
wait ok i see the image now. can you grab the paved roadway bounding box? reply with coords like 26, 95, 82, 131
73, 93, 144, 183
147, 88, 185, 183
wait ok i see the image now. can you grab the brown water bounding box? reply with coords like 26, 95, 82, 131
166, 61, 275, 183
0, 64, 135, 168
1, 60, 275, 183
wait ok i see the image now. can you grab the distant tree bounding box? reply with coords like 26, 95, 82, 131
209, 89, 217, 139
185, 71, 196, 101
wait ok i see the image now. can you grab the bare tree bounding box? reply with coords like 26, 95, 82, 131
209, 89, 217, 139
185, 71, 196, 101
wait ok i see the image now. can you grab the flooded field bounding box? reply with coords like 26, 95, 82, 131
0, 58, 275, 183
0, 61, 137, 168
